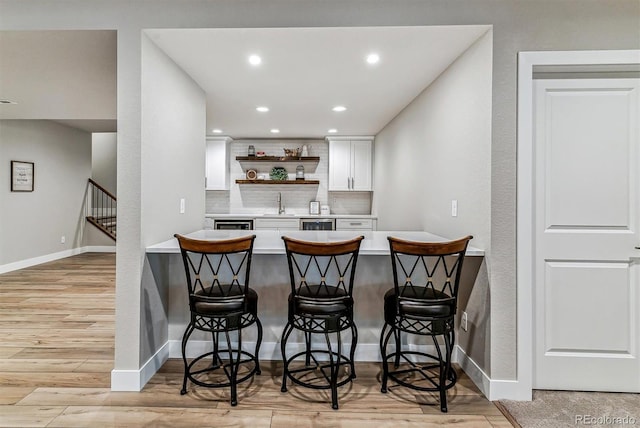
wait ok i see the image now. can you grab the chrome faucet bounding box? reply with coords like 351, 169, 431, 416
277, 192, 285, 214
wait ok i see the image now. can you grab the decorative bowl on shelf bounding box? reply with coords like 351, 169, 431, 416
270, 166, 288, 181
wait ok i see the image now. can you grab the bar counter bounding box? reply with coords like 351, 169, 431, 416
146, 229, 484, 256
144, 230, 484, 363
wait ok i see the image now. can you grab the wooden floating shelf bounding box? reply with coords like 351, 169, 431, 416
236, 179, 320, 185
236, 156, 320, 162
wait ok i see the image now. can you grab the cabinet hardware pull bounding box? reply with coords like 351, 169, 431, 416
636, 246, 640, 250
350, 222, 362, 226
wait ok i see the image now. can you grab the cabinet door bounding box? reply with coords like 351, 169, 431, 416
205, 137, 230, 190
351, 139, 372, 191
329, 139, 352, 191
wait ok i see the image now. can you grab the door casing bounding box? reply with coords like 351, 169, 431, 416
513, 49, 640, 401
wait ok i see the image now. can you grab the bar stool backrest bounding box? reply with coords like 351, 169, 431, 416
387, 235, 473, 319
174, 234, 256, 314
282, 236, 364, 301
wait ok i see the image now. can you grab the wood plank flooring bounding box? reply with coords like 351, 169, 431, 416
0, 253, 512, 427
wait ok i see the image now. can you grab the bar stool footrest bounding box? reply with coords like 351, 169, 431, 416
382, 350, 457, 392
283, 349, 355, 390
185, 349, 260, 389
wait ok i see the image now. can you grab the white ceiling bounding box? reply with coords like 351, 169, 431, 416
0, 26, 488, 137
147, 26, 488, 139
0, 30, 117, 132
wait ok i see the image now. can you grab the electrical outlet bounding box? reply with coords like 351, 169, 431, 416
61, 236, 66, 244
461, 311, 468, 332
180, 198, 185, 214
451, 199, 458, 217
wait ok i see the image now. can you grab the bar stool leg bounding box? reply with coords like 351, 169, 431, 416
280, 322, 294, 393
324, 331, 339, 410
223, 329, 237, 406
394, 328, 401, 368
180, 323, 195, 395
380, 323, 393, 394
305, 329, 312, 366
441, 331, 452, 412
211, 331, 218, 366
255, 318, 263, 375
349, 322, 358, 379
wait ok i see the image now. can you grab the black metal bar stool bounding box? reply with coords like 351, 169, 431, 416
174, 234, 263, 406
380, 235, 472, 412
280, 235, 364, 410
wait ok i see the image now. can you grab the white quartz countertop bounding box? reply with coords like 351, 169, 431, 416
146, 230, 484, 256
205, 213, 377, 219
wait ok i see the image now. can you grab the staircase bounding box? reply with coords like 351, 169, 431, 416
86, 178, 116, 241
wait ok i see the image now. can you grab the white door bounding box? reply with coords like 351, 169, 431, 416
534, 78, 640, 391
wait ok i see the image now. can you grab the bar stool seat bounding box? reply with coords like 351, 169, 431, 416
384, 287, 453, 320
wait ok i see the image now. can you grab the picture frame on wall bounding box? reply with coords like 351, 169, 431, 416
11, 160, 34, 192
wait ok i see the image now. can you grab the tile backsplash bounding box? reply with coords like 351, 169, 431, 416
205, 139, 372, 215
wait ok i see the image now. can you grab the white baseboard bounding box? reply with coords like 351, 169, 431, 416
85, 245, 116, 253
456, 345, 531, 401
111, 342, 170, 391
455, 345, 491, 398
0, 247, 85, 274
0, 245, 116, 274
489, 379, 531, 401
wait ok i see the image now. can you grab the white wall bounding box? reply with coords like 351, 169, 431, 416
141, 34, 206, 245
375, 31, 492, 247
0, 120, 91, 265
139, 34, 206, 363
92, 132, 117, 195
374, 30, 493, 373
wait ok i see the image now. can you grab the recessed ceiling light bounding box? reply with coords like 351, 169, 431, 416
256, 106, 269, 112
332, 106, 347, 112
0, 99, 17, 104
366, 53, 380, 64
270, 129, 280, 134
248, 55, 262, 66
328, 129, 338, 133
212, 129, 223, 134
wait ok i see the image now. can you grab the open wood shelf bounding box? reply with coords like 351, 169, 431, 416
236, 156, 320, 162
235, 179, 320, 185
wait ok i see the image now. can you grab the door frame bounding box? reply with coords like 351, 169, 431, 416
516, 49, 640, 400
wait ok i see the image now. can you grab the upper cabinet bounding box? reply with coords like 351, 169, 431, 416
205, 136, 232, 190
327, 136, 373, 191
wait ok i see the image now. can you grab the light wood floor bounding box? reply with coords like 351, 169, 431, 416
0, 253, 512, 427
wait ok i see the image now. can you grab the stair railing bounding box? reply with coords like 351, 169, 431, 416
87, 178, 117, 240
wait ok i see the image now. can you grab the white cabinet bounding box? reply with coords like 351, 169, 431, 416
327, 137, 373, 191
335, 218, 377, 231
205, 136, 232, 190
254, 217, 300, 231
